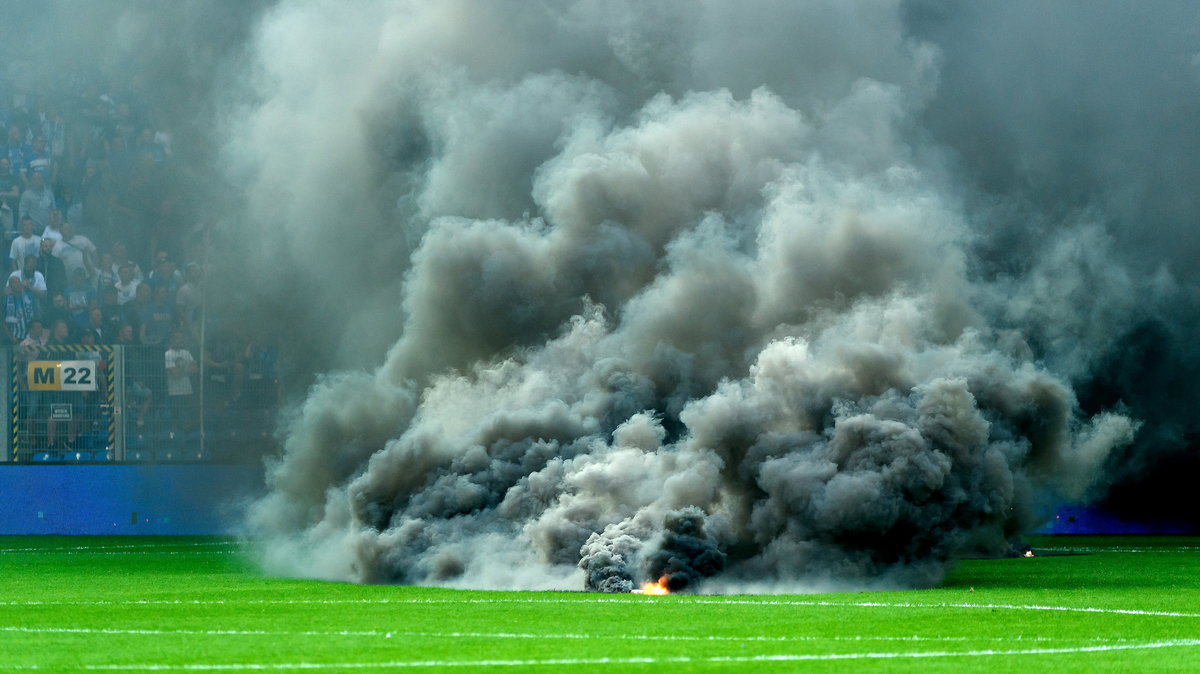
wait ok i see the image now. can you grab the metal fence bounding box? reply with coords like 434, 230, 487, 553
4, 345, 277, 463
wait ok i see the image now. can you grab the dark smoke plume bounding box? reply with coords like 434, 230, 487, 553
210, 0, 1200, 591
641, 507, 726, 592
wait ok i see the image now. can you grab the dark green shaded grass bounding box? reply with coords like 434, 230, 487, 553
1, 535, 1198, 672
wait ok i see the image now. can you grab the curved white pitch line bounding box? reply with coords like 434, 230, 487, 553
6, 639, 1200, 670
0, 625, 1111, 643
2, 597, 1198, 618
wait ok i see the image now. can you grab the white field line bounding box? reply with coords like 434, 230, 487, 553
0, 542, 238, 554
1036, 546, 1200, 553
3, 597, 1198, 618
0, 550, 235, 556
6, 639, 1200, 670
0, 625, 1115, 643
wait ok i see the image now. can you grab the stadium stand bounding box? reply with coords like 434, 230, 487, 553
1, 55, 278, 464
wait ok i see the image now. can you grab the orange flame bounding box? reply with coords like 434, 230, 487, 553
631, 576, 671, 595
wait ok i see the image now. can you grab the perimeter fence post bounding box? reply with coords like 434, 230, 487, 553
2, 347, 10, 462
112, 344, 126, 461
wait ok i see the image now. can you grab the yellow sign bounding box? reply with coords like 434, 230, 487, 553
27, 361, 98, 392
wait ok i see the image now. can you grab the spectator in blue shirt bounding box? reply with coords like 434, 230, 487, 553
138, 283, 173, 347
26, 135, 51, 183
19, 171, 54, 230
5, 125, 28, 186
0, 159, 20, 231
64, 267, 97, 333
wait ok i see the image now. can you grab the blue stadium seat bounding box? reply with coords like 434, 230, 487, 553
33, 452, 56, 462
127, 449, 153, 462
65, 451, 89, 462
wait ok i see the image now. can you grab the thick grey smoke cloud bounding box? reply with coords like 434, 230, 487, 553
225, 0, 1200, 591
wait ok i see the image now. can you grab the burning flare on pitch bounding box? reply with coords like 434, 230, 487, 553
632, 576, 671, 595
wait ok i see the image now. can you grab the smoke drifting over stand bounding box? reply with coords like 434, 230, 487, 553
216, 0, 1200, 591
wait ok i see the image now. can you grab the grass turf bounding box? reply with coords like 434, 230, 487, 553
0, 535, 1197, 672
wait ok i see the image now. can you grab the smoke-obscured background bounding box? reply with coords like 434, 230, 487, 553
7, 0, 1198, 591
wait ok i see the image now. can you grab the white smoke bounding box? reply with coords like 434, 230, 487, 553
230, 0, 1165, 591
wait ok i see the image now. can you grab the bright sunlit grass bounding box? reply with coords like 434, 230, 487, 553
1, 535, 1198, 672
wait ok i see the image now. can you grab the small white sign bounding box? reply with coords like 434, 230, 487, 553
59, 361, 98, 392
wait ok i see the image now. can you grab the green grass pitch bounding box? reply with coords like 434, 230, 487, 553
1, 536, 1198, 672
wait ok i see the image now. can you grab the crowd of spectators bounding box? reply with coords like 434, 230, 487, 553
1, 71, 196, 347
1, 67, 277, 456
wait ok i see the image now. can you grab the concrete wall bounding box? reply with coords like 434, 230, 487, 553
0, 464, 262, 535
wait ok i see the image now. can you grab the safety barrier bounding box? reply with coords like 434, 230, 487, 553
4, 345, 277, 463
11, 344, 113, 462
